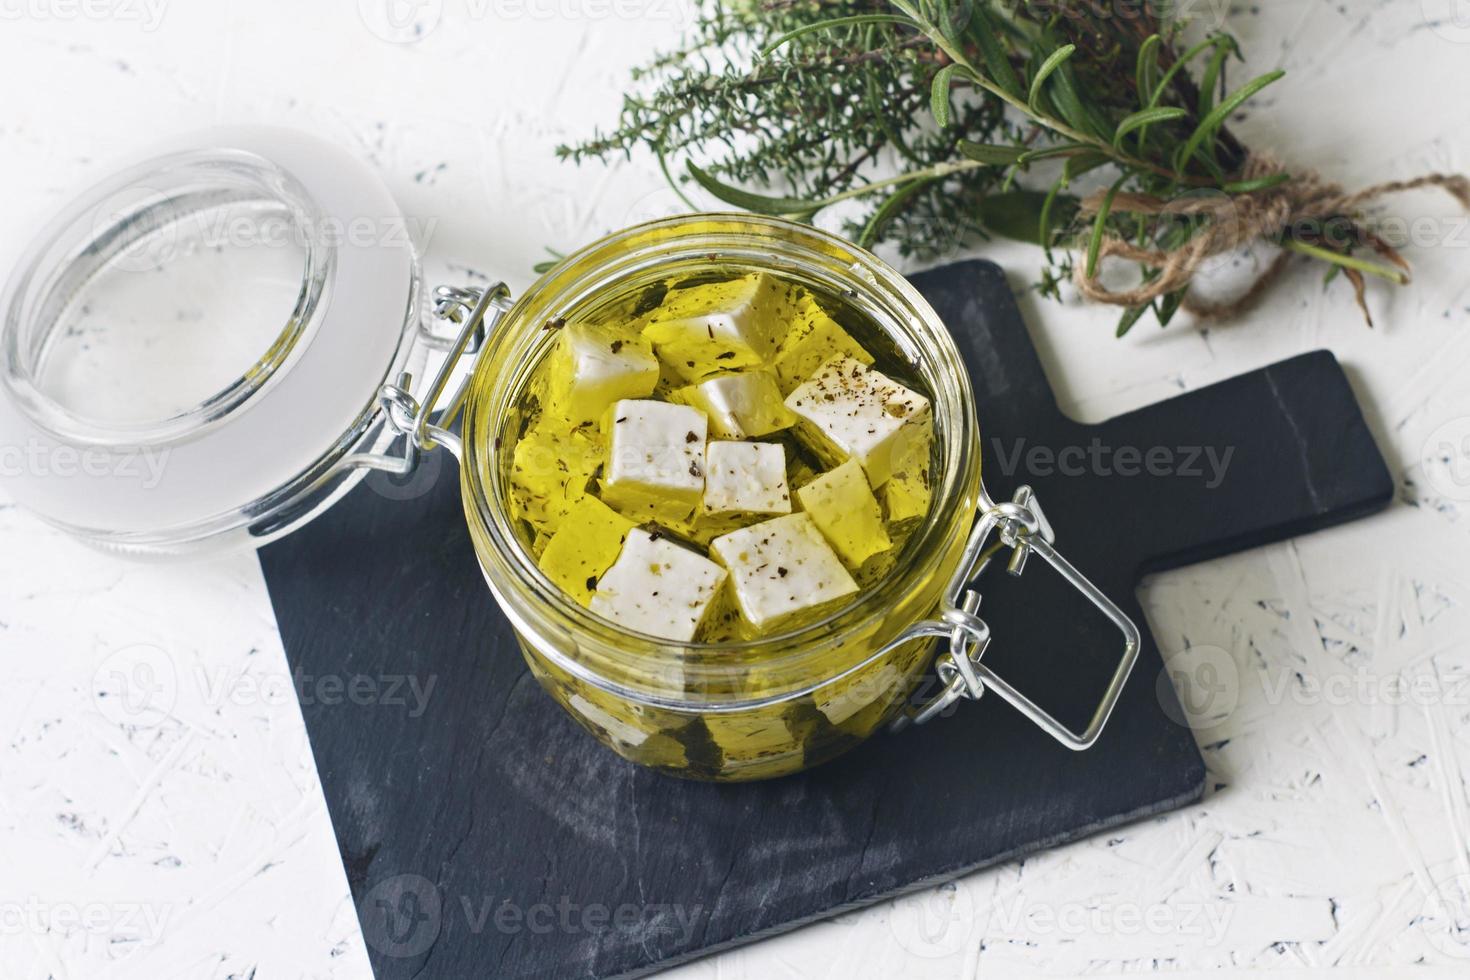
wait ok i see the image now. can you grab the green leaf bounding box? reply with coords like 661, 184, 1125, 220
1064, 151, 1112, 180
1027, 44, 1077, 113
1111, 107, 1189, 149
1223, 171, 1293, 194
1086, 176, 1128, 279
866, 69, 920, 165
1178, 69, 1285, 171
981, 189, 1078, 246
1039, 179, 1068, 259
1135, 34, 1162, 103
857, 177, 938, 249
1115, 304, 1150, 338
968, 5, 1023, 97
1198, 37, 1239, 116
1044, 57, 1111, 139
1015, 142, 1092, 165
930, 64, 959, 128
759, 13, 916, 59
1145, 34, 1230, 110
958, 140, 1026, 165
1156, 289, 1185, 327
932, 0, 971, 43
657, 145, 697, 211
685, 162, 822, 218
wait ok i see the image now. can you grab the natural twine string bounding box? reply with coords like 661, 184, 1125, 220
1071, 155, 1470, 318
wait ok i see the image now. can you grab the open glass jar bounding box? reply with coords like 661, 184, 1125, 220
0, 128, 1139, 781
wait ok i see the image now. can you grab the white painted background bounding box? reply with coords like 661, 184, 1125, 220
3, 1, 1470, 977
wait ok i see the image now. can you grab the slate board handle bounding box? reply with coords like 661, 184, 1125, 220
1092, 350, 1395, 576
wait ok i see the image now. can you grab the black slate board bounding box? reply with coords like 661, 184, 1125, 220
259, 259, 1393, 979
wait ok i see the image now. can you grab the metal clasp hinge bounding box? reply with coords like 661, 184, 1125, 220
345, 282, 512, 477
887, 485, 1141, 751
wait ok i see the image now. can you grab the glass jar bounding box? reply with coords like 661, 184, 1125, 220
461, 215, 981, 780
0, 129, 1139, 781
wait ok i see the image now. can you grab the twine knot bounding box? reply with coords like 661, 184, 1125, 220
1073, 156, 1470, 319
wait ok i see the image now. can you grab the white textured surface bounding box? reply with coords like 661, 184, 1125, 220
2, 2, 1470, 977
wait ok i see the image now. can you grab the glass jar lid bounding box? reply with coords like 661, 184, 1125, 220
0, 127, 423, 556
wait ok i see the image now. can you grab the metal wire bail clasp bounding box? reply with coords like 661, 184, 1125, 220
346, 282, 512, 478
887, 485, 1141, 751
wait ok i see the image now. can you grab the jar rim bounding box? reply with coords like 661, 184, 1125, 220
462, 213, 981, 705
0, 148, 327, 447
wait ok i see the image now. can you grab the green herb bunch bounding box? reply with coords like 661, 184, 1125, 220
560, 0, 1467, 333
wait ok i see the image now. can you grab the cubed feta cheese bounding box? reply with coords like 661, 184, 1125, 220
670, 369, 794, 440
602, 399, 708, 522
709, 513, 858, 631
590, 528, 727, 642
771, 297, 875, 394
784, 356, 932, 487
795, 459, 891, 568
546, 322, 659, 425
883, 428, 933, 523
703, 441, 791, 516
641, 273, 795, 382
537, 496, 637, 605
508, 419, 603, 536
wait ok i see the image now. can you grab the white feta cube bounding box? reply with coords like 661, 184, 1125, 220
784, 356, 932, 487
590, 528, 727, 642
547, 323, 659, 425
641, 273, 794, 381
703, 441, 790, 515
709, 513, 858, 631
602, 399, 707, 521
672, 369, 794, 440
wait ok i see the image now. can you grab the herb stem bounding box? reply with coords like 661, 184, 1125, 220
1281, 239, 1410, 285
890, 0, 1214, 188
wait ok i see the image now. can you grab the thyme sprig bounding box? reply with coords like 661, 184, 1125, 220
560, 1, 1455, 333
